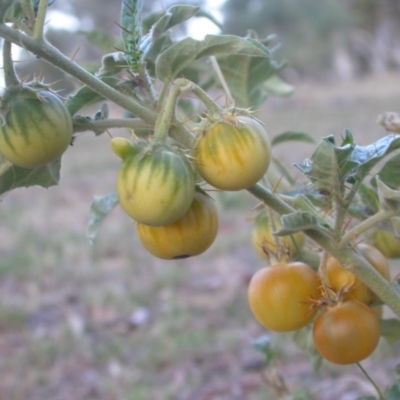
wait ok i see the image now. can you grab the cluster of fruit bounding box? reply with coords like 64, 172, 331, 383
112, 114, 271, 260
249, 212, 391, 365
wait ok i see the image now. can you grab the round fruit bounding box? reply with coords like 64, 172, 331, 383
326, 243, 390, 304
372, 229, 400, 258
136, 191, 218, 259
0, 90, 72, 168
313, 300, 380, 365
251, 212, 305, 259
116, 147, 195, 226
194, 115, 271, 191
248, 262, 320, 332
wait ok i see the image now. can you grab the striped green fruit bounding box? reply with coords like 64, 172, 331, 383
194, 115, 271, 191
0, 90, 73, 168
115, 144, 195, 226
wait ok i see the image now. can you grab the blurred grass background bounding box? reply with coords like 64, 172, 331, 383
1, 0, 400, 399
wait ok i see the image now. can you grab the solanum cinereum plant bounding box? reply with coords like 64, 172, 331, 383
1, 0, 400, 389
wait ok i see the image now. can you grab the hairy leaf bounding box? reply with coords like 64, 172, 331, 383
357, 183, 380, 214
271, 131, 315, 147
152, 5, 200, 33
0, 156, 61, 196
275, 210, 327, 236
78, 30, 120, 53
156, 34, 271, 83
373, 152, 400, 190
87, 192, 119, 245
65, 77, 119, 116
376, 177, 400, 211
264, 75, 294, 97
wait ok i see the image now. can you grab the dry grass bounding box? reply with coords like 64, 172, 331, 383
1, 72, 400, 399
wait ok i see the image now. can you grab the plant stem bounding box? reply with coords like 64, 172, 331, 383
318, 250, 330, 288
0, 23, 158, 124
189, 81, 224, 119
154, 78, 191, 142
247, 183, 400, 318
2, 40, 19, 87
339, 209, 399, 247
210, 55, 233, 104
33, 0, 48, 40
72, 117, 152, 134
357, 363, 385, 400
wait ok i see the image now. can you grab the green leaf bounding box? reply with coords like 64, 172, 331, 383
294, 138, 339, 193
380, 318, 400, 345
78, 30, 120, 53
0, 156, 61, 196
96, 52, 126, 77
357, 183, 380, 214
152, 5, 200, 33
275, 210, 328, 236
271, 131, 315, 147
385, 379, 400, 400
120, 0, 144, 72
87, 192, 119, 245
251, 335, 276, 366
264, 75, 294, 97
155, 34, 271, 83
374, 152, 400, 190
353, 135, 400, 184
215, 52, 284, 108
376, 177, 400, 212
356, 397, 377, 400
65, 77, 120, 116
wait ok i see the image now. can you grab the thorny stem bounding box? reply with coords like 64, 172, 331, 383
2, 40, 19, 87
33, 0, 48, 40
357, 363, 385, 400
0, 23, 158, 124
247, 183, 400, 318
154, 79, 191, 143
138, 62, 157, 107
339, 209, 400, 247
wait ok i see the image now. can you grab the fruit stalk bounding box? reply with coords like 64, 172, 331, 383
153, 78, 192, 142
33, 0, 48, 40
190, 81, 224, 119
339, 209, 400, 247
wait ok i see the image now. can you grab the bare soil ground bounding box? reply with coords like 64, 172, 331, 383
1, 72, 400, 400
